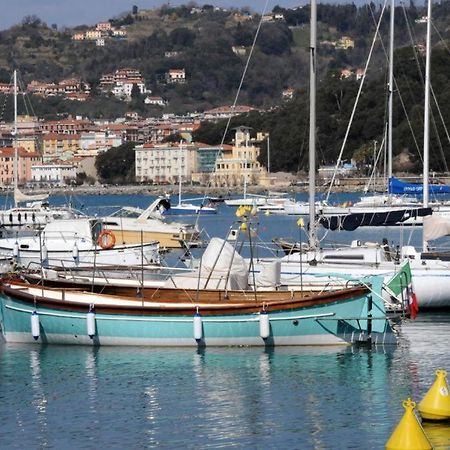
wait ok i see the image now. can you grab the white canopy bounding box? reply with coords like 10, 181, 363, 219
423, 214, 450, 241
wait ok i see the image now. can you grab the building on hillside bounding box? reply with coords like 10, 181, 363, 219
72, 32, 85, 41
85, 30, 102, 40
135, 143, 196, 184
0, 147, 41, 186
282, 87, 295, 100
28, 79, 89, 99
336, 36, 355, 50
355, 68, 365, 81
40, 118, 92, 135
211, 126, 267, 187
203, 105, 256, 122
16, 135, 40, 153
112, 28, 127, 38
166, 69, 186, 84
232, 46, 247, 56
99, 68, 146, 100
96, 21, 112, 31
100, 123, 139, 142
0, 83, 14, 94
42, 133, 81, 158
164, 51, 180, 58
31, 162, 77, 186
79, 131, 123, 155
144, 96, 167, 107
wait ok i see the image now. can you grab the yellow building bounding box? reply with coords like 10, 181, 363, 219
42, 133, 81, 158
212, 126, 267, 187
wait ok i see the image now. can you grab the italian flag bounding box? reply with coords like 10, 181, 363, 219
385, 260, 419, 319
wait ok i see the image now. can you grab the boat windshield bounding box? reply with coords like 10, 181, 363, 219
111, 207, 143, 218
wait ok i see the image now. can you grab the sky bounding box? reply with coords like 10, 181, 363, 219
1, 0, 310, 31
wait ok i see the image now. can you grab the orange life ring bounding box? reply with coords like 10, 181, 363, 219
97, 230, 116, 249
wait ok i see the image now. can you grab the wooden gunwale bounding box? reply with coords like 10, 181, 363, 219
1, 280, 369, 316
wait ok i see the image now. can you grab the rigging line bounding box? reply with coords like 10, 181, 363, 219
193, 0, 270, 229
377, 3, 423, 165
325, 0, 388, 203
371, 3, 426, 173
365, 132, 387, 194
402, 4, 449, 175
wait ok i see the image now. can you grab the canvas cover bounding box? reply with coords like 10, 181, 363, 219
164, 238, 249, 290
423, 214, 450, 241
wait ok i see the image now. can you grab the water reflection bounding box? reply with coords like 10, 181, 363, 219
423, 422, 450, 449
85, 348, 98, 419
0, 331, 447, 449
30, 348, 49, 448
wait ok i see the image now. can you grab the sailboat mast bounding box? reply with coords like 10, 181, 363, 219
423, 0, 431, 210
178, 141, 182, 206
308, 0, 317, 249
422, 0, 432, 251
13, 70, 18, 207
388, 0, 394, 183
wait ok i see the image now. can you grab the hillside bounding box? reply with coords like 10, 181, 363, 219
0, 3, 434, 116
2, 3, 450, 173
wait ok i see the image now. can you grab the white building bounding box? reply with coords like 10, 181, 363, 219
79, 131, 123, 155
31, 163, 77, 186
135, 143, 196, 184
112, 81, 146, 99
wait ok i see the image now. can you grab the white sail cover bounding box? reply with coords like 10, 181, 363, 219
164, 238, 249, 290
423, 214, 450, 241
14, 187, 48, 204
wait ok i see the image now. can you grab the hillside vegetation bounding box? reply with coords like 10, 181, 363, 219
2, 3, 450, 172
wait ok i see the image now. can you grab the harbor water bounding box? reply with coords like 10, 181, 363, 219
1, 192, 450, 449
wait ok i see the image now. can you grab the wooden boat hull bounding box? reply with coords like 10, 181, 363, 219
102, 228, 198, 249
0, 280, 396, 346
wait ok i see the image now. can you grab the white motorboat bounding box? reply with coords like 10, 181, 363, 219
0, 218, 160, 269
101, 198, 201, 249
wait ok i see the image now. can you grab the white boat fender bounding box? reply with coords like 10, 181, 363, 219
87, 308, 96, 339
31, 311, 40, 340
72, 243, 79, 260
193, 311, 203, 340
41, 244, 48, 262
13, 241, 19, 258
259, 310, 270, 339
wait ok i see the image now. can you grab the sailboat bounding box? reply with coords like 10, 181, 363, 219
161, 142, 216, 216
283, 4, 450, 226
258, 0, 450, 309
1, 71, 83, 231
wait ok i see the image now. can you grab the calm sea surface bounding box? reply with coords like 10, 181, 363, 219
1, 192, 450, 449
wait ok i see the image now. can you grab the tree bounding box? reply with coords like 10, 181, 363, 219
131, 83, 141, 99
95, 142, 136, 184
169, 28, 195, 47
132, 5, 138, 15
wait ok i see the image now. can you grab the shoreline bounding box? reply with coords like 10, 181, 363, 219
10, 183, 378, 197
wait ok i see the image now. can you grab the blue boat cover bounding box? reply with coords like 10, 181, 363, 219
389, 177, 450, 195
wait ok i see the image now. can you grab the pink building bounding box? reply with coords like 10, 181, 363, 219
0, 147, 41, 186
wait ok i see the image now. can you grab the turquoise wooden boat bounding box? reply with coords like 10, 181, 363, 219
0, 277, 396, 346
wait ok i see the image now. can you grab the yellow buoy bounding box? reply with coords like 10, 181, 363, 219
297, 217, 304, 227
419, 369, 450, 421
240, 222, 248, 231
385, 398, 433, 450
265, 210, 270, 216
